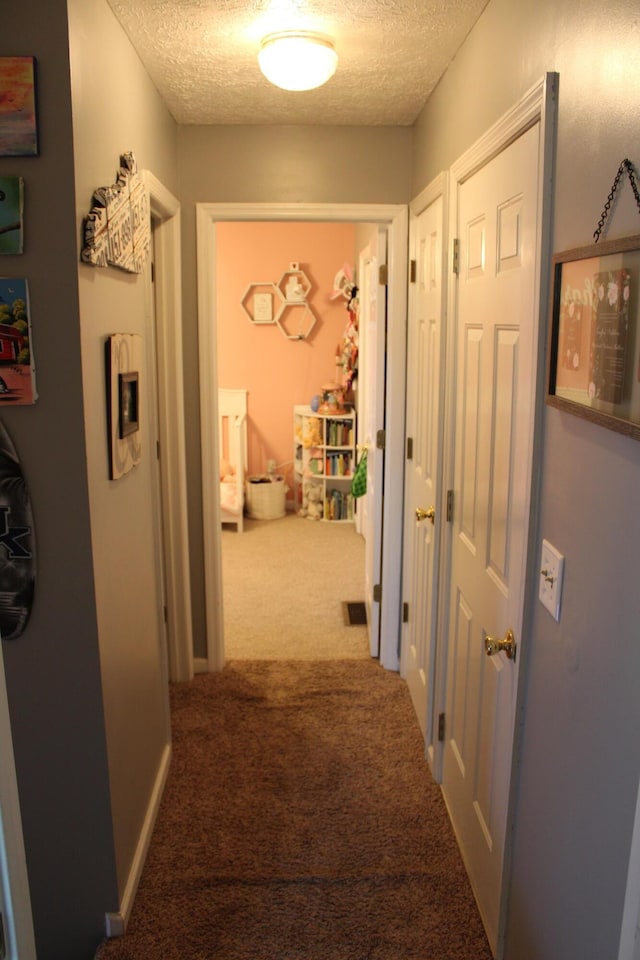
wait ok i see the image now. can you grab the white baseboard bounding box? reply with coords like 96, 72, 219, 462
105, 740, 172, 938
194, 657, 209, 674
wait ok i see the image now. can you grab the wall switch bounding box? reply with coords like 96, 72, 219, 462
539, 539, 564, 621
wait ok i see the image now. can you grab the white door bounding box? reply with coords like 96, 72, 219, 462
402, 193, 445, 758
359, 230, 387, 658
442, 121, 540, 956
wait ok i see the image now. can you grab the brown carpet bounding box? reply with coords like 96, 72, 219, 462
95, 660, 491, 960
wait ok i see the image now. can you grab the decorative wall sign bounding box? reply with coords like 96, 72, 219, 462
82, 153, 150, 274
0, 177, 24, 254
0, 419, 36, 641
106, 334, 142, 479
0, 57, 38, 157
0, 278, 37, 404
547, 233, 640, 440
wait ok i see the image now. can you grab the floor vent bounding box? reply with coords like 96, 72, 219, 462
343, 601, 367, 626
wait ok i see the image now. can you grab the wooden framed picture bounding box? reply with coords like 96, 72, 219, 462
546, 233, 640, 440
0, 57, 38, 157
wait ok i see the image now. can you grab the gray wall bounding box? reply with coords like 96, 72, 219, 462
0, 1, 179, 956
68, 0, 179, 906
412, 0, 640, 956
0, 2, 118, 956
177, 125, 413, 656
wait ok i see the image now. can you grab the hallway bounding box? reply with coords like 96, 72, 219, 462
95, 659, 491, 959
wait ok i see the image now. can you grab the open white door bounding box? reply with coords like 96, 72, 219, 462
401, 182, 446, 766
358, 229, 387, 658
441, 75, 557, 956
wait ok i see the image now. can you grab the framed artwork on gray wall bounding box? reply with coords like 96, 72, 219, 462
0, 57, 38, 157
547, 233, 640, 441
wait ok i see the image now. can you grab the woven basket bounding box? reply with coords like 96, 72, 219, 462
245, 475, 286, 520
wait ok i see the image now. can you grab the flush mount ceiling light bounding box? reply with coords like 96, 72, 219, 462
258, 31, 338, 92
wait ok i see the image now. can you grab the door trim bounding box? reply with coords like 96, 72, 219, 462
402, 171, 449, 779
143, 171, 194, 683
196, 203, 408, 673
441, 73, 558, 957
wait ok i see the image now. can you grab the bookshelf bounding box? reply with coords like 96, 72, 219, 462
293, 405, 356, 522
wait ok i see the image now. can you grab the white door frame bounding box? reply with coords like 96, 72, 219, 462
143, 171, 194, 683
438, 73, 558, 956
401, 171, 449, 777
196, 202, 408, 673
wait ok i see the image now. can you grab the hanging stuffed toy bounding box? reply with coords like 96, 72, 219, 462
331, 262, 359, 399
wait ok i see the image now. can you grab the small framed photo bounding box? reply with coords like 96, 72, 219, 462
0, 57, 38, 157
547, 233, 640, 440
118, 371, 139, 438
106, 334, 142, 479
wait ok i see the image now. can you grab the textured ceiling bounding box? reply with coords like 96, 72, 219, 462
107, 0, 488, 126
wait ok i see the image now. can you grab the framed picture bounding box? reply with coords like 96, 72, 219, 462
0, 57, 38, 157
118, 371, 139, 438
546, 233, 640, 440
0, 176, 24, 254
106, 334, 142, 479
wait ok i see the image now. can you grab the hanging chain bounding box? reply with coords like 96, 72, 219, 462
593, 158, 640, 243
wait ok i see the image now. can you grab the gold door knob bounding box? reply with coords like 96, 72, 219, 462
416, 506, 435, 524
485, 628, 516, 661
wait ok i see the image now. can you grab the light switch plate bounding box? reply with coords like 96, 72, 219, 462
539, 539, 564, 621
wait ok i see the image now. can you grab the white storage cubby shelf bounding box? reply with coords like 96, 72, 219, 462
294, 405, 356, 522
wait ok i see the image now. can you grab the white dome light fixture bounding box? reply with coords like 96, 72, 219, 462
258, 31, 338, 92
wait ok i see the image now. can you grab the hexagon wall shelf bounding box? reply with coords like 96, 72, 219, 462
276, 302, 318, 341
276, 263, 312, 304
240, 282, 279, 325
241, 263, 317, 340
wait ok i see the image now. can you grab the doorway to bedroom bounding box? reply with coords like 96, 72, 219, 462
215, 219, 377, 662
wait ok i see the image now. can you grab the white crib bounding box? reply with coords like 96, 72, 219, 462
218, 388, 247, 532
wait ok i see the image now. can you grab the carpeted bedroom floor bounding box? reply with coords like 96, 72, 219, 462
220, 513, 370, 660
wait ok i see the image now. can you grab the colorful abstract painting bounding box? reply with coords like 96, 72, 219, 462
0, 177, 24, 254
0, 58, 38, 157
0, 278, 37, 404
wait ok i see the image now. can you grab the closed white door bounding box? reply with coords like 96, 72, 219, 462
359, 230, 387, 658
442, 121, 540, 955
402, 194, 444, 755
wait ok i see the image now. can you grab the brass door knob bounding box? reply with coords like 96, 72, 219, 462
485, 628, 516, 661
416, 506, 435, 524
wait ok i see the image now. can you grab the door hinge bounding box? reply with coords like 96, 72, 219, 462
163, 605, 168, 624
376, 429, 386, 450
156, 440, 161, 460
403, 601, 409, 623
438, 712, 446, 742
410, 259, 417, 283
373, 583, 382, 604
406, 436, 413, 460
151, 260, 156, 283
446, 489, 454, 522
452, 238, 460, 275
378, 263, 388, 286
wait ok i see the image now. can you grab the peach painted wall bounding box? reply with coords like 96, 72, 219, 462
216, 221, 356, 493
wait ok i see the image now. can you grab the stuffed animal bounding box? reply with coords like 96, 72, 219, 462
303, 417, 323, 448
299, 480, 323, 520
305, 483, 324, 520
